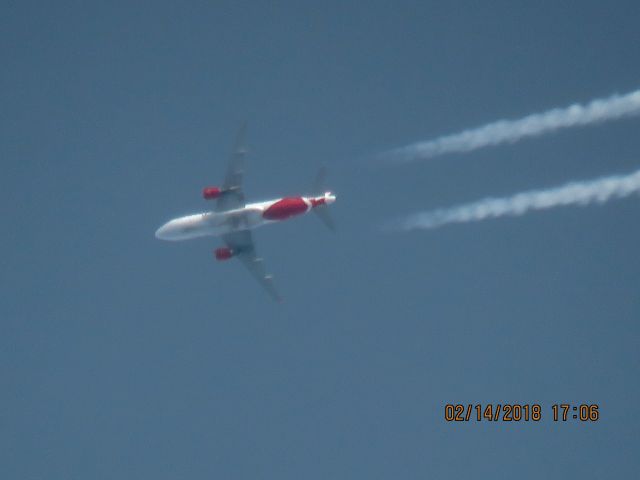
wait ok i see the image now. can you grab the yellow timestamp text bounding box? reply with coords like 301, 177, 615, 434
444, 404, 599, 422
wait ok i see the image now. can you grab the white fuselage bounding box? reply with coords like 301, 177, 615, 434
155, 193, 335, 241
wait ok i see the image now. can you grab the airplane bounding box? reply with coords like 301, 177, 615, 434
155, 124, 337, 302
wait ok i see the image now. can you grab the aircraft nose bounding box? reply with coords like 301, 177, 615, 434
155, 222, 172, 240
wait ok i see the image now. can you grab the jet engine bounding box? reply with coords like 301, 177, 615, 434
214, 247, 234, 261
202, 186, 222, 199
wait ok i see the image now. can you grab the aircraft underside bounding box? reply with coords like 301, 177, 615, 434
155, 124, 336, 302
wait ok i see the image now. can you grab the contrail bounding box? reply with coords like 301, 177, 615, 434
387, 88, 640, 162
389, 168, 640, 231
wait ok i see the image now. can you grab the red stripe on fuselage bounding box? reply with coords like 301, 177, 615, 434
262, 197, 309, 220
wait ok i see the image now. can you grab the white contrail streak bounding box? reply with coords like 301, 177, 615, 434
390, 168, 640, 231
388, 88, 640, 162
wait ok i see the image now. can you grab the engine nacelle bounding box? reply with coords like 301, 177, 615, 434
202, 186, 222, 200
214, 247, 234, 261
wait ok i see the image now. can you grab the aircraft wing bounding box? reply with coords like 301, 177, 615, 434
216, 123, 247, 212
222, 229, 283, 303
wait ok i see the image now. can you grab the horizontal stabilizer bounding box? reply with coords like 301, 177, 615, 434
313, 204, 336, 232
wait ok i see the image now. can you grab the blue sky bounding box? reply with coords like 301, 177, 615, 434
2, 2, 640, 478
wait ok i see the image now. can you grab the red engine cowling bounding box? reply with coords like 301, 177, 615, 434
214, 247, 234, 261
203, 186, 222, 200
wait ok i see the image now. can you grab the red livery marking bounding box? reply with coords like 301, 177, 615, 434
203, 186, 222, 199
310, 197, 326, 207
214, 247, 233, 261
262, 197, 309, 220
